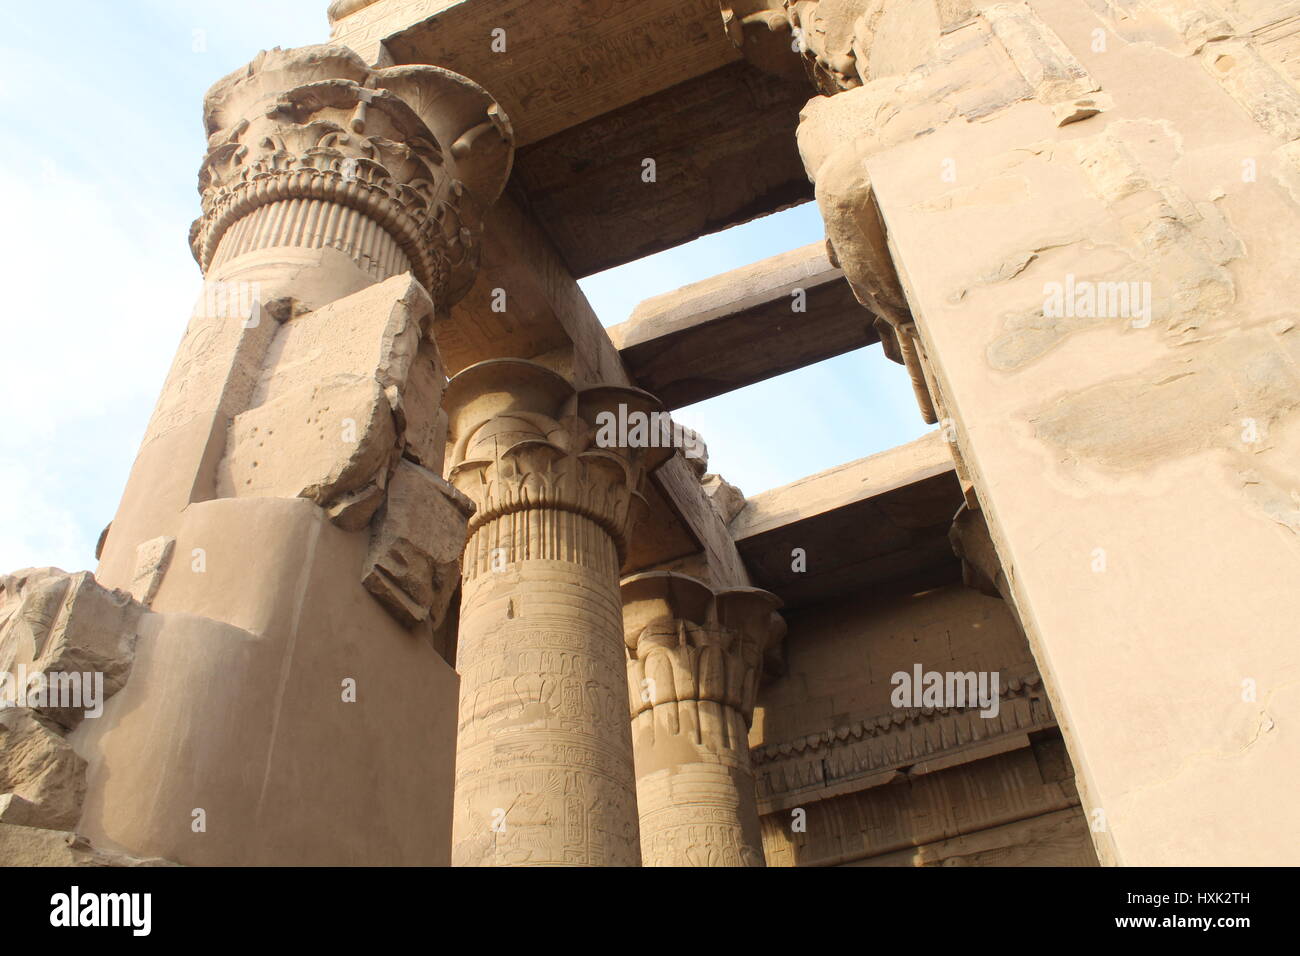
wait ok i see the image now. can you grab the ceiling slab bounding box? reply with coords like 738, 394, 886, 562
732, 433, 964, 609
512, 60, 815, 277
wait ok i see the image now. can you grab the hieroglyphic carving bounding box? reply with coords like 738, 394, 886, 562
752, 670, 1055, 813
621, 571, 784, 866
445, 359, 672, 866
759, 740, 1085, 866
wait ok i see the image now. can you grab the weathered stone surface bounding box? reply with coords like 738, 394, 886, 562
0, 824, 176, 867
0, 568, 69, 661
0, 793, 44, 827
0, 710, 87, 831
222, 377, 398, 505
0, 568, 147, 838
701, 474, 747, 526
129, 536, 175, 607
400, 342, 450, 469
0, 569, 141, 731
216, 276, 441, 515
363, 459, 474, 628
841, 0, 1300, 865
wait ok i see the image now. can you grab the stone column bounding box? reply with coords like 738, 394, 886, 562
621, 571, 783, 866
98, 46, 514, 585
443, 359, 669, 866
53, 45, 518, 866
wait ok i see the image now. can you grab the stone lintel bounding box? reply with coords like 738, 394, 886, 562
334, 0, 743, 147
609, 241, 880, 409
731, 432, 963, 608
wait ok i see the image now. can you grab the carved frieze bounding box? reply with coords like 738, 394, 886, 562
752, 670, 1056, 813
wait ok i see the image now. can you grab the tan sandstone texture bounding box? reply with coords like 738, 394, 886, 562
3, 0, 1296, 868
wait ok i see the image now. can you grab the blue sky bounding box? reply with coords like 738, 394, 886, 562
0, 1, 929, 574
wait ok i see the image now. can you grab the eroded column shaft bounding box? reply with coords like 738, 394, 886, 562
633, 695, 764, 867
454, 512, 638, 865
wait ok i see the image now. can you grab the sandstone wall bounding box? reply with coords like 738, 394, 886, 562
752, 583, 1096, 866
794, 0, 1300, 864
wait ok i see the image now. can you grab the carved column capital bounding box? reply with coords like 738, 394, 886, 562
444, 359, 671, 565
444, 358, 671, 866
193, 44, 513, 304
619, 571, 783, 866
621, 571, 782, 731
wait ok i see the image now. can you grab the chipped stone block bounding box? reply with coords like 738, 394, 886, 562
983, 2, 1098, 105
1, 570, 141, 731
254, 269, 433, 404
129, 535, 175, 607
1144, 0, 1234, 53
702, 474, 747, 525
0, 568, 71, 666
0, 792, 44, 827
950, 502, 1016, 614
325, 482, 387, 533
0, 823, 177, 867
0, 709, 87, 831
679, 426, 708, 478
221, 377, 397, 508
401, 341, 450, 470
1202, 38, 1300, 142
363, 460, 474, 628
27, 573, 139, 726
216, 275, 443, 515
1053, 93, 1111, 127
